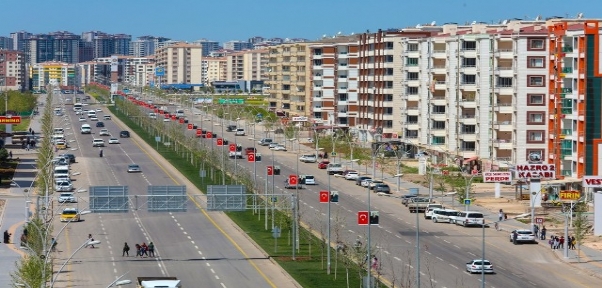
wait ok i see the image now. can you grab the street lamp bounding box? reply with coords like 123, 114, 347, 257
50, 239, 102, 287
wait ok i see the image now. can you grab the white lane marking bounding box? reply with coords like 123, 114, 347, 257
436, 257, 444, 261
468, 252, 476, 256
450, 264, 459, 269
443, 240, 450, 243
394, 257, 401, 261
384, 251, 390, 255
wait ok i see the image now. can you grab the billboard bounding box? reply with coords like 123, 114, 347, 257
292, 116, 308, 122
0, 116, 21, 124
155, 67, 165, 77
110, 56, 118, 72
482, 171, 512, 183
559, 190, 581, 200
514, 164, 555, 179
582, 176, 602, 188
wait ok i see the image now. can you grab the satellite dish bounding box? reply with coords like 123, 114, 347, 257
415, 24, 422, 28
430, 21, 436, 26
337, 31, 342, 35
471, 21, 477, 25
535, 15, 542, 21
502, 19, 508, 25
577, 13, 584, 19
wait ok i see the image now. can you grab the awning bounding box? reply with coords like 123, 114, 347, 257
463, 156, 478, 164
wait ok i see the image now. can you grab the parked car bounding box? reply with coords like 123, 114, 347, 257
432, 209, 459, 223
466, 259, 494, 274
454, 211, 484, 227
268, 142, 280, 149
509, 229, 537, 244
59, 154, 76, 163
58, 192, 77, 203
271, 145, 287, 151
356, 176, 372, 186
258, 138, 273, 146
299, 154, 317, 163
401, 195, 418, 206
326, 163, 344, 175
317, 160, 330, 169
373, 184, 391, 194
344, 171, 359, 180
55, 181, 74, 192
226, 125, 237, 132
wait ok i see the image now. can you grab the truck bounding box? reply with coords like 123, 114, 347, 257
137, 277, 181, 288
326, 163, 344, 175
407, 197, 432, 213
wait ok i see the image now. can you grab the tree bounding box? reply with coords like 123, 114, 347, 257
0, 148, 8, 162
572, 207, 589, 263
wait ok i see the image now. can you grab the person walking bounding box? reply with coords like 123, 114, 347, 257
498, 209, 504, 222
553, 236, 560, 250
148, 242, 155, 257
141, 242, 149, 257
88, 234, 95, 248
122, 242, 130, 256
4, 230, 11, 243
135, 244, 141, 257
559, 236, 565, 249
533, 224, 539, 239
8, 151, 12, 159
371, 256, 379, 270
541, 225, 547, 240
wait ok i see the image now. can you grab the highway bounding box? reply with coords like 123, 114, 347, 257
151, 98, 602, 288
49, 94, 298, 288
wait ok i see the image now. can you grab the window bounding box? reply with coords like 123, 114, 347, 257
407, 87, 418, 95
527, 130, 545, 143
527, 112, 545, 124
526, 149, 544, 161
527, 57, 545, 68
527, 94, 545, 106
462, 74, 476, 84
384, 94, 393, 101
385, 55, 394, 63
407, 43, 419, 51
406, 57, 419, 66
407, 72, 419, 80
385, 42, 394, 49
461, 41, 476, 51
529, 39, 545, 50
528, 75, 545, 87
385, 68, 394, 75
384, 81, 393, 88
462, 58, 476, 67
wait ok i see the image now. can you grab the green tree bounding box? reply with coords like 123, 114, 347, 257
572, 208, 589, 262
0, 148, 8, 162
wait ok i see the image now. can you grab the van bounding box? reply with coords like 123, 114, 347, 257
87, 110, 97, 118
54, 165, 70, 179
80, 124, 91, 134
175, 109, 185, 117
258, 138, 273, 146
51, 134, 65, 144
454, 211, 484, 227
431, 209, 459, 223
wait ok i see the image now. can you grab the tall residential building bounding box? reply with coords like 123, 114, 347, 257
130, 36, 171, 57
203, 57, 227, 84
309, 35, 361, 127
0, 49, 26, 90
265, 43, 312, 117
223, 40, 253, 51
10, 30, 31, 52
27, 31, 81, 64
154, 42, 203, 85
0, 37, 13, 50
192, 39, 220, 56
226, 49, 268, 81
31, 61, 77, 90
82, 31, 131, 58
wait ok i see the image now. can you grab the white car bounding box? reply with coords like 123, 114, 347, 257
99, 129, 110, 136
55, 181, 73, 192
344, 171, 359, 180
75, 110, 83, 115
108, 138, 120, 144
431, 209, 459, 223
509, 229, 537, 244
58, 192, 76, 203
361, 179, 374, 187
90, 116, 99, 121
92, 139, 105, 147
270, 145, 287, 151
466, 259, 494, 274
268, 142, 279, 149
163, 118, 170, 122
78, 117, 86, 122
299, 154, 317, 163
96, 108, 102, 112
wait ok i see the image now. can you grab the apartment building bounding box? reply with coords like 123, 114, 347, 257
265, 43, 312, 117
0, 49, 26, 90
223, 40, 253, 51
192, 39, 220, 56
154, 42, 203, 85
31, 61, 77, 90
309, 35, 360, 127
226, 49, 268, 81
27, 31, 81, 64
203, 57, 227, 84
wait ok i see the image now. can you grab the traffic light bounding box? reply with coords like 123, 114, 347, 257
369, 211, 379, 225
330, 191, 339, 203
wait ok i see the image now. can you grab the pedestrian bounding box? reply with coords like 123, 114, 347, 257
31, 129, 35, 136
570, 236, 576, 250
25, 143, 30, 151
553, 236, 560, 249
135, 244, 141, 257
122, 242, 130, 256
541, 225, 547, 240
141, 242, 149, 257
28, 128, 32, 134
560, 236, 565, 249
534, 224, 539, 239
148, 242, 155, 257
31, 140, 36, 148
498, 209, 504, 221
8, 151, 12, 159
21, 141, 26, 150
51, 238, 57, 251
512, 230, 518, 245
549, 236, 554, 249
4, 230, 11, 243
88, 234, 95, 248
371, 256, 379, 270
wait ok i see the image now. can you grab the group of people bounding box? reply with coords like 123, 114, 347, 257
122, 242, 155, 258
549, 235, 577, 250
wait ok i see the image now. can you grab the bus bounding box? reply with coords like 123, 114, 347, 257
73, 103, 83, 112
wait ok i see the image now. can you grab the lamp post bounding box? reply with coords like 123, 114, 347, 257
50, 239, 102, 287
290, 137, 300, 256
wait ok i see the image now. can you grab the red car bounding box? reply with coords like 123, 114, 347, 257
318, 160, 330, 169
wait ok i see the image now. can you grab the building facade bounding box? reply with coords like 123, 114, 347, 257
31, 61, 77, 90
192, 39, 220, 56
223, 40, 253, 51
27, 31, 81, 64
226, 49, 268, 82
203, 57, 227, 84
154, 42, 203, 85
0, 49, 26, 90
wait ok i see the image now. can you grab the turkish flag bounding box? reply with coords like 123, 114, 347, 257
319, 191, 329, 203
358, 211, 369, 225
207, 132, 213, 139
196, 129, 202, 136
267, 166, 273, 176
248, 153, 255, 162
216, 138, 222, 146
288, 175, 298, 185
229, 144, 236, 152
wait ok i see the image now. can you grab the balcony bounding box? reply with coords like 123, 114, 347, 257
460, 48, 478, 57
495, 67, 514, 77
495, 85, 514, 95
431, 129, 447, 137
459, 114, 477, 125
494, 49, 514, 59
459, 98, 477, 108
494, 103, 513, 113
458, 132, 478, 141
432, 50, 446, 58
494, 121, 513, 131
434, 81, 447, 90
562, 46, 573, 53
338, 64, 349, 70
431, 112, 447, 121
431, 96, 447, 106
493, 139, 513, 150
338, 111, 348, 117
312, 96, 323, 102
313, 75, 322, 80
461, 82, 478, 92
407, 94, 420, 102
432, 65, 446, 74
406, 108, 420, 116
406, 122, 420, 130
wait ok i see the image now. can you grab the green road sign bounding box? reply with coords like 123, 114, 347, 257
331, 152, 337, 157
218, 98, 245, 104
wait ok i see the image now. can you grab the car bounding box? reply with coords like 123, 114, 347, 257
55, 140, 67, 150
108, 138, 120, 144
235, 128, 245, 136
96, 108, 102, 112
127, 164, 141, 173
244, 147, 257, 154
92, 139, 105, 147
95, 122, 104, 127
373, 184, 391, 194
120, 131, 130, 138
99, 129, 110, 136
466, 259, 494, 274
58, 192, 77, 203
368, 180, 384, 190
509, 229, 537, 244
258, 138, 273, 146
455, 211, 485, 227
90, 116, 99, 121
75, 110, 83, 115
299, 175, 315, 185
270, 145, 287, 151
361, 179, 374, 187
59, 154, 76, 163
268, 142, 280, 149
326, 163, 344, 175
55, 181, 74, 192
103, 115, 111, 120
432, 209, 459, 223
284, 179, 303, 189
226, 125, 237, 132
401, 195, 418, 206
318, 160, 330, 169
60, 208, 81, 222
344, 171, 359, 180
78, 117, 87, 122
356, 176, 372, 186
299, 154, 317, 163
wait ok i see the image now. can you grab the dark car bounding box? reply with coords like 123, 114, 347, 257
245, 147, 257, 154
59, 153, 76, 163
317, 160, 330, 169
120, 131, 130, 138
226, 125, 237, 132
401, 195, 418, 206
374, 184, 391, 194
356, 176, 372, 186
95, 122, 105, 127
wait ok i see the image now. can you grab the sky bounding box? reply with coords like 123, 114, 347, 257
1, 0, 601, 43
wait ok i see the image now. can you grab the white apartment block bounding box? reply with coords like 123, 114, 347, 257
226, 49, 268, 81
203, 57, 227, 84
154, 42, 203, 85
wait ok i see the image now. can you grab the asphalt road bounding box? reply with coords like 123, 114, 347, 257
152, 101, 602, 288
49, 95, 297, 288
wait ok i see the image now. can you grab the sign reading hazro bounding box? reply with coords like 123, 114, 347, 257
514, 164, 555, 179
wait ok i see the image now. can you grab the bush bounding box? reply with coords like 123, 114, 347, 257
0, 148, 8, 162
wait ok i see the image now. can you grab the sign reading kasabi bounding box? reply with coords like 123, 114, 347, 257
559, 190, 581, 200
0, 116, 21, 124
483, 172, 512, 183
515, 164, 556, 179
582, 176, 602, 188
